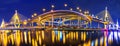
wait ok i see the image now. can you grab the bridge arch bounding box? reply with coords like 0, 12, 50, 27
30, 10, 91, 27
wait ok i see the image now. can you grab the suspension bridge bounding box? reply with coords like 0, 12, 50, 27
0, 7, 119, 30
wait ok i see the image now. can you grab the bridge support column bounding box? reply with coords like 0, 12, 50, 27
98, 23, 100, 28
77, 17, 80, 28
29, 22, 33, 27
62, 18, 65, 26
79, 17, 82, 28
104, 24, 107, 29
36, 22, 40, 27
44, 23, 45, 28
49, 21, 50, 26
90, 21, 92, 28
85, 21, 88, 28
52, 15, 54, 28
70, 20, 71, 26
14, 23, 20, 28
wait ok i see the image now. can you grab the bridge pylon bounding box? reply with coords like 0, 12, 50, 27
96, 7, 114, 29
0, 19, 6, 28
10, 10, 28, 28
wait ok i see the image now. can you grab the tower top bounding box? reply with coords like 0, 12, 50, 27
15, 10, 18, 13
0, 19, 5, 28
117, 19, 119, 24
105, 6, 108, 10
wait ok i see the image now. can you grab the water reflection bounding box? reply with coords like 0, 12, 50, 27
0, 30, 120, 46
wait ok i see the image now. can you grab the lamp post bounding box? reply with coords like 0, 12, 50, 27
51, 5, 55, 28
51, 5, 55, 12
70, 8, 73, 11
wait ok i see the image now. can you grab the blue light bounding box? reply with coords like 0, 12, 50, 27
55, 31, 58, 35
91, 41, 94, 46
114, 31, 118, 40
108, 32, 113, 40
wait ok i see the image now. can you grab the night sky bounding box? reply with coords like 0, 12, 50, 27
0, 0, 120, 23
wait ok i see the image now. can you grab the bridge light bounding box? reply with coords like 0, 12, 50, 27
51, 5, 55, 8
23, 20, 27, 25
51, 10, 54, 12
76, 7, 80, 10
24, 20, 27, 22
84, 11, 87, 14
32, 15, 34, 17
42, 8, 46, 12
92, 14, 95, 18
33, 13, 37, 16
64, 4, 67, 7
10, 22, 13, 24
51, 5, 55, 11
86, 11, 89, 14
28, 18, 31, 21
79, 9, 82, 12
70, 8, 73, 11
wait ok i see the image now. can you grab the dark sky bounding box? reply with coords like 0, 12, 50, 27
0, 0, 120, 23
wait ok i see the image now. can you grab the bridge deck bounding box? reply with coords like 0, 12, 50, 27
0, 27, 44, 30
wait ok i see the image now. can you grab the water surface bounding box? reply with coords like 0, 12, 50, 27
0, 30, 120, 46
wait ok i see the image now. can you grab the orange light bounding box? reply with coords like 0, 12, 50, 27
34, 13, 37, 16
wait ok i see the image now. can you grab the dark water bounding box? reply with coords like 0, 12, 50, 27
0, 30, 120, 46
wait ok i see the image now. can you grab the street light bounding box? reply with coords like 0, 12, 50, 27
79, 9, 82, 12
32, 15, 34, 17
28, 18, 30, 20
86, 11, 89, 14
84, 11, 89, 14
51, 10, 54, 12
33, 13, 37, 16
70, 8, 72, 11
76, 7, 80, 10
42, 8, 46, 12
64, 4, 67, 7
51, 5, 55, 12
76, 7, 82, 12
51, 5, 55, 8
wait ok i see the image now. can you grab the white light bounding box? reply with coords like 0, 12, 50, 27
76, 7, 80, 10
70, 8, 73, 11
42, 8, 46, 12
51, 5, 55, 8
51, 10, 54, 12
64, 4, 67, 7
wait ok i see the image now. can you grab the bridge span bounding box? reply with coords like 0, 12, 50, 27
0, 7, 117, 30
0, 27, 44, 30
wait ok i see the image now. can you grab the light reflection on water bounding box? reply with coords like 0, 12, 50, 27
0, 30, 120, 46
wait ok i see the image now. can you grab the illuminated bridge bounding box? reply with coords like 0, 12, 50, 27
0, 7, 117, 30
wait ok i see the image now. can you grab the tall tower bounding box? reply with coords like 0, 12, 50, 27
104, 7, 108, 22
95, 6, 114, 29
104, 7, 109, 29
11, 10, 21, 28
